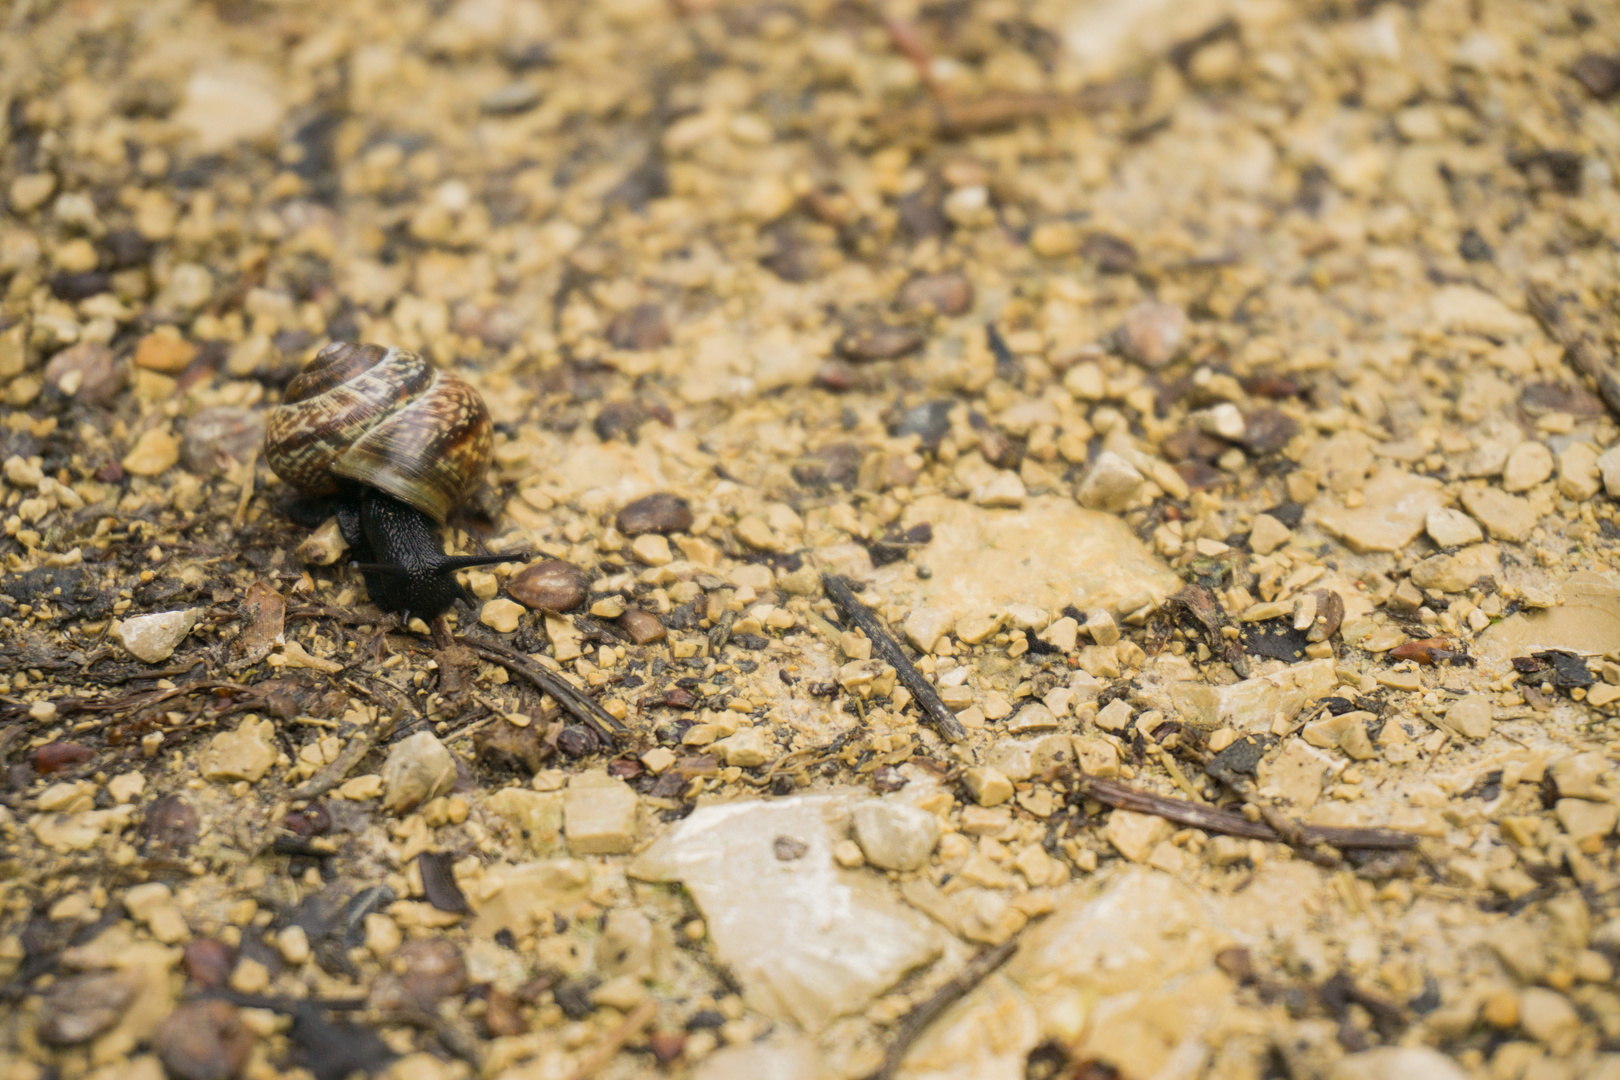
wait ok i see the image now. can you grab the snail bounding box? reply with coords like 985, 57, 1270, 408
264, 341, 512, 620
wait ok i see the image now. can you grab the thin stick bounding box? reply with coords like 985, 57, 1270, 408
456, 636, 627, 745
565, 999, 656, 1080
821, 574, 966, 744
290, 722, 381, 801
862, 938, 1019, 1080
1071, 773, 1417, 850
1526, 281, 1620, 421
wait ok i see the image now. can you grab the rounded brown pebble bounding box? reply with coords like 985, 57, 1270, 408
182, 407, 265, 477
371, 939, 466, 1013
33, 740, 93, 774
618, 609, 667, 645
38, 972, 137, 1045
838, 322, 924, 362
605, 304, 670, 350
43, 342, 127, 407
507, 559, 589, 611
483, 987, 528, 1037
142, 794, 199, 855
616, 493, 693, 536
154, 1000, 254, 1080
896, 272, 973, 317
182, 938, 237, 989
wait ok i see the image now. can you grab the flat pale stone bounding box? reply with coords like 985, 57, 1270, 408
904, 607, 954, 654
1555, 798, 1617, 843
964, 767, 1014, 806
1519, 987, 1580, 1048
713, 726, 771, 767
1558, 442, 1602, 501
1459, 485, 1538, 542
1169, 658, 1338, 733
482, 789, 563, 855
1409, 544, 1499, 593
563, 770, 639, 854
1442, 695, 1494, 739
1312, 467, 1450, 553
881, 497, 1176, 642
1249, 513, 1292, 555
1331, 1048, 1469, 1080
1105, 810, 1172, 862
851, 799, 941, 871
905, 869, 1222, 1080
174, 63, 285, 152
120, 428, 180, 477
1501, 441, 1553, 492
116, 609, 199, 663
1425, 506, 1483, 547
200, 717, 278, 783
1260, 739, 1335, 809
1430, 284, 1534, 337
469, 860, 592, 938
1477, 573, 1620, 660
692, 1033, 822, 1080
629, 793, 941, 1029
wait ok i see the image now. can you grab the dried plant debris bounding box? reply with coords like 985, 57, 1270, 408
2, 0, 1620, 1078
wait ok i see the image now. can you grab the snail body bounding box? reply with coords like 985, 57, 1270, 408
265, 342, 508, 620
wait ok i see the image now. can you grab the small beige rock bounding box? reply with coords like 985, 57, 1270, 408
296, 518, 349, 565
1460, 486, 1539, 542
1085, 608, 1120, 646
1598, 445, 1620, 498
631, 533, 673, 566
122, 427, 181, 477
851, 800, 940, 871
1076, 451, 1143, 512
201, 717, 278, 783
714, 727, 771, 767
9, 173, 56, 214
1518, 987, 1580, 1049
1557, 442, 1602, 501
117, 609, 200, 663
1425, 506, 1483, 547
563, 771, 639, 854
1249, 513, 1292, 555
1556, 798, 1617, 844
1105, 809, 1172, 862
1444, 695, 1494, 739
963, 767, 1013, 807
1095, 698, 1132, 730
479, 598, 524, 633
1501, 441, 1553, 492
1118, 301, 1186, 367
381, 731, 457, 814
1030, 221, 1082, 257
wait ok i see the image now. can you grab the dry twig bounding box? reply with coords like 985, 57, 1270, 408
821, 574, 966, 743
862, 938, 1019, 1080
456, 635, 628, 745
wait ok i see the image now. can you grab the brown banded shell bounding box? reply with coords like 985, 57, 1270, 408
264, 342, 493, 523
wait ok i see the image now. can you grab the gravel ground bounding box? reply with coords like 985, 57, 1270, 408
2, 1, 1620, 1079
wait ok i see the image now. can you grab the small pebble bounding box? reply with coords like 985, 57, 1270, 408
616, 492, 693, 535
1118, 300, 1186, 367
896, 272, 973, 316
154, 1000, 254, 1080
507, 559, 589, 611
480, 597, 524, 633
619, 609, 667, 644
117, 609, 201, 664
134, 331, 198, 373
122, 426, 181, 477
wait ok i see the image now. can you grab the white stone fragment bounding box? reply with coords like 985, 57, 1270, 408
116, 610, 200, 664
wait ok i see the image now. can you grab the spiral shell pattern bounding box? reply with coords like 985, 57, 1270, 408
264, 342, 493, 523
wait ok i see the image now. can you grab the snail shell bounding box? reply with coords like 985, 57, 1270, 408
264, 342, 493, 523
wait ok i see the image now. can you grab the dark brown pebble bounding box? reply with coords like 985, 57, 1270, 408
607, 755, 644, 779
1162, 426, 1224, 463
1308, 589, 1344, 643
282, 803, 331, 838
647, 1032, 686, 1065
182, 407, 265, 477
44, 342, 127, 407
839, 323, 924, 362
102, 227, 153, 269
142, 794, 199, 854
1175, 461, 1228, 491
154, 1000, 254, 1080
94, 460, 125, 483
417, 851, 472, 914
183, 939, 237, 989
896, 272, 973, 317
897, 182, 948, 241
556, 726, 602, 758
484, 987, 528, 1037
1237, 408, 1298, 455
1573, 53, 1620, 99
605, 304, 670, 350
507, 560, 589, 611
976, 426, 1023, 470
1240, 373, 1304, 399
474, 720, 552, 774
616, 492, 693, 536
33, 741, 92, 774
51, 271, 110, 301
38, 972, 137, 1045
618, 609, 666, 645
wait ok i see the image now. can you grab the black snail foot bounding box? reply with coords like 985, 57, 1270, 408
298, 488, 512, 621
